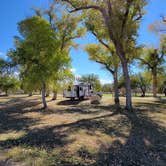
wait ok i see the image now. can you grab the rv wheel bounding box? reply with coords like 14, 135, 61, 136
79, 96, 84, 100
71, 97, 75, 101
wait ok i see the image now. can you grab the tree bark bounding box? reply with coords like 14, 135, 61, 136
122, 60, 132, 111
152, 69, 157, 97
141, 90, 145, 97
28, 92, 32, 96
164, 88, 166, 96
115, 44, 132, 111
52, 91, 57, 100
5, 90, 8, 96
45, 91, 50, 97
113, 71, 120, 109
41, 82, 47, 109
140, 86, 146, 97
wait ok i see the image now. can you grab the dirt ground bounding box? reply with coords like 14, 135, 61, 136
0, 95, 166, 166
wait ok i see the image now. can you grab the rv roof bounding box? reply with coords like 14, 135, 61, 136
74, 82, 91, 86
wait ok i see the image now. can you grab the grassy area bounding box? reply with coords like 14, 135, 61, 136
0, 95, 166, 166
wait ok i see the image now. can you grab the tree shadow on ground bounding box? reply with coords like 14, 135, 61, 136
0, 112, 117, 151
92, 110, 166, 166
0, 97, 41, 133
0, 97, 166, 166
43, 104, 114, 115
57, 98, 89, 106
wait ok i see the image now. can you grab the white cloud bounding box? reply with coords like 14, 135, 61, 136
100, 79, 113, 85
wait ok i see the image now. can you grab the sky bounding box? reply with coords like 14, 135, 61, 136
0, 0, 166, 84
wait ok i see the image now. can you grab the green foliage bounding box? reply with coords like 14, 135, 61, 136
0, 75, 20, 95
31, 4, 86, 93
8, 16, 70, 91
139, 35, 166, 72
102, 84, 112, 93
0, 58, 20, 95
157, 73, 166, 93
118, 73, 151, 91
49, 68, 74, 92
0, 58, 8, 74
79, 74, 102, 92
58, 0, 146, 57
85, 43, 120, 73
139, 47, 165, 73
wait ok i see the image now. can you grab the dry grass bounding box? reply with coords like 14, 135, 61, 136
0, 94, 166, 166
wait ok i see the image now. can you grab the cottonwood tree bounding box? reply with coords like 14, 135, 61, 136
33, 3, 86, 99
118, 73, 151, 97
0, 58, 20, 95
85, 44, 120, 108
0, 76, 20, 96
138, 43, 166, 97
83, 11, 120, 108
8, 16, 69, 108
133, 73, 151, 97
56, 0, 147, 110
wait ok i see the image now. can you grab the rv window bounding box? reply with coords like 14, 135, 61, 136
80, 87, 83, 91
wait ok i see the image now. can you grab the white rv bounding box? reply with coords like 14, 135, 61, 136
64, 82, 93, 100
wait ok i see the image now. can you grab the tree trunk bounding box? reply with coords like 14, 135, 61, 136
5, 89, 8, 96
102, 11, 132, 110
114, 43, 132, 111
45, 91, 50, 97
28, 92, 32, 96
113, 71, 120, 109
140, 86, 146, 97
152, 69, 157, 97
164, 88, 166, 96
52, 91, 57, 100
122, 61, 132, 111
141, 90, 145, 97
41, 82, 47, 109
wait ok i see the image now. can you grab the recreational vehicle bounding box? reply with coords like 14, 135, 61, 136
64, 82, 101, 100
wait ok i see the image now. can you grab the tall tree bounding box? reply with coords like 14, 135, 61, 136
56, 0, 147, 110
85, 44, 120, 108
132, 73, 151, 97
0, 75, 20, 96
138, 43, 166, 97
0, 58, 20, 96
8, 16, 70, 108
33, 3, 86, 99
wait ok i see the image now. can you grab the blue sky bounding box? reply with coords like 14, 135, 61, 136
0, 0, 165, 84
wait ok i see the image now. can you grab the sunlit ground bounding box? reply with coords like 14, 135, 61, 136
0, 94, 165, 166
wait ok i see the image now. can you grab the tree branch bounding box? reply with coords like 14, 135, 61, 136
95, 59, 114, 74
121, 0, 133, 38
61, 0, 102, 13
137, 57, 153, 69
69, 5, 102, 13
91, 31, 110, 50
107, 0, 112, 16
